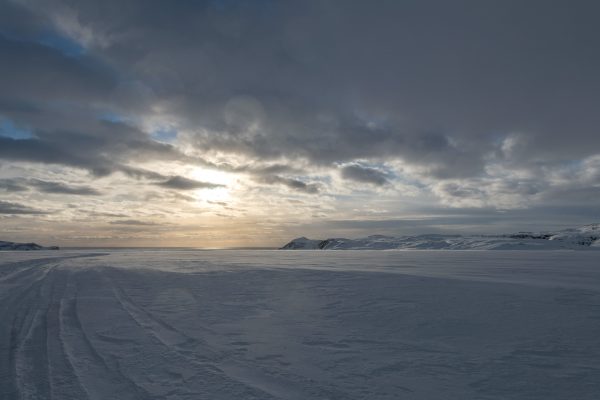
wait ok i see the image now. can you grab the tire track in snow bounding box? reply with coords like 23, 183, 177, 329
0, 261, 56, 304
107, 273, 212, 357
0, 255, 113, 400
102, 272, 242, 399
0, 263, 54, 400
0, 254, 106, 281
0, 260, 52, 284
74, 267, 236, 399
57, 271, 151, 400
105, 269, 322, 400
45, 269, 89, 400
13, 264, 55, 400
3, 257, 349, 399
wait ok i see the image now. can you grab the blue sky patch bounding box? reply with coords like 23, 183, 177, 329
151, 128, 178, 143
98, 112, 129, 124
37, 32, 85, 58
0, 118, 34, 139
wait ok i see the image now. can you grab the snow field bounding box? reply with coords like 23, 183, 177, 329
0, 250, 599, 399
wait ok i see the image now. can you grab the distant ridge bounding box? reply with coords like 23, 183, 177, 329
280, 224, 600, 250
0, 240, 59, 251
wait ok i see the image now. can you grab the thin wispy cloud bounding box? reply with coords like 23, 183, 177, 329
156, 176, 224, 190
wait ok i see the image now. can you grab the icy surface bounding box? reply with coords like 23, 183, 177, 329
1, 249, 600, 399
281, 223, 600, 250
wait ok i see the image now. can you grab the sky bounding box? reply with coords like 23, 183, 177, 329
1, 0, 599, 247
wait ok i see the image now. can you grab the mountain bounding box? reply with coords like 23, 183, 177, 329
280, 224, 600, 250
279, 237, 323, 249
0, 241, 59, 251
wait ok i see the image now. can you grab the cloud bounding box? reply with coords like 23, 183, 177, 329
29, 179, 101, 195
1, 0, 600, 244
0, 179, 28, 192
256, 175, 321, 194
0, 136, 92, 169
0, 200, 47, 214
0, 33, 116, 103
0, 177, 101, 195
340, 164, 390, 186
155, 176, 224, 190
0, 0, 492, 180
49, 0, 595, 174
109, 219, 160, 226
87, 211, 130, 217
0, 120, 191, 178
3, 0, 599, 181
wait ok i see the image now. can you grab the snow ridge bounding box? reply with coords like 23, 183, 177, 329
281, 223, 600, 250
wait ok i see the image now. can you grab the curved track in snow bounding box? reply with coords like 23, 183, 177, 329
1, 250, 600, 399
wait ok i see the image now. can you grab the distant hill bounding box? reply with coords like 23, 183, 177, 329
0, 241, 59, 251
281, 224, 600, 250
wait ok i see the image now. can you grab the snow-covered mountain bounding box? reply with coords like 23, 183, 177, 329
0, 241, 59, 251
281, 224, 600, 250
279, 237, 324, 249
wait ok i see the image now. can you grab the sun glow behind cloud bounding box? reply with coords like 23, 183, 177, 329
191, 167, 236, 203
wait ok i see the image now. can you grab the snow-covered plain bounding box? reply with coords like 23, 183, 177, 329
1, 249, 599, 399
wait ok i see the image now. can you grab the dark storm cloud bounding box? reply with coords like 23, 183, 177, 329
0, 120, 189, 178
1, 0, 599, 218
0, 200, 47, 215
340, 164, 390, 186
0, 98, 40, 114
0, 1, 49, 38
0, 34, 116, 103
155, 176, 224, 190
0, 136, 90, 168
6, 0, 600, 168
0, 2, 183, 180
36, 0, 598, 173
